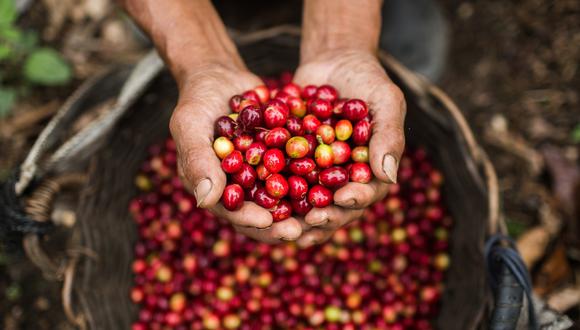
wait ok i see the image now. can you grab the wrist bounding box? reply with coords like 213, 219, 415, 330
301, 0, 382, 63
121, 0, 245, 86
165, 34, 245, 88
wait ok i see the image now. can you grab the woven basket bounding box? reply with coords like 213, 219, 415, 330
5, 26, 551, 330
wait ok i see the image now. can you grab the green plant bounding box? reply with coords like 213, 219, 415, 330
0, 0, 72, 117
505, 217, 528, 238
572, 123, 580, 144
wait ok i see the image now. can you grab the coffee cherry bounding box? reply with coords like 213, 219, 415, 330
349, 163, 372, 183
288, 158, 316, 175
304, 167, 320, 185
254, 85, 270, 103
308, 185, 333, 208
256, 164, 272, 181
215, 116, 236, 138
342, 99, 369, 121
242, 90, 260, 104
315, 143, 334, 169
253, 187, 279, 209
288, 176, 309, 200
243, 142, 265, 166
221, 150, 244, 174
265, 174, 289, 198
263, 100, 289, 128
238, 105, 263, 130
330, 141, 351, 165
333, 99, 347, 115
286, 136, 310, 159
353, 120, 371, 145
351, 146, 369, 163
265, 127, 291, 148
271, 200, 292, 222
231, 164, 257, 189
302, 85, 318, 99
254, 130, 268, 143
229, 95, 244, 113
304, 134, 317, 157
319, 166, 349, 189
286, 116, 304, 136
263, 149, 286, 174
291, 197, 313, 216
213, 137, 234, 159
334, 119, 353, 141
222, 184, 244, 210
316, 85, 338, 103
287, 97, 307, 118
282, 83, 302, 98
233, 134, 254, 152
316, 124, 335, 144
309, 99, 332, 119
303, 114, 321, 133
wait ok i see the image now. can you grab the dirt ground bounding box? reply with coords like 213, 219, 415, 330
0, 0, 578, 329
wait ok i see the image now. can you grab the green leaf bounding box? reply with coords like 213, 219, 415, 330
23, 48, 72, 85
572, 123, 580, 144
0, 24, 21, 42
5, 283, 21, 301
0, 0, 16, 26
505, 218, 528, 238
0, 43, 11, 60
0, 86, 16, 117
19, 30, 38, 50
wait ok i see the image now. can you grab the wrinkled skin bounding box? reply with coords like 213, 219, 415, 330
121, 0, 405, 245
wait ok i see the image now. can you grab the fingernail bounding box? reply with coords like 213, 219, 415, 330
194, 179, 212, 207
382, 154, 398, 183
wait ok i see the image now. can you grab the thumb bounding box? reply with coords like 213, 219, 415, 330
368, 83, 406, 183
170, 101, 227, 208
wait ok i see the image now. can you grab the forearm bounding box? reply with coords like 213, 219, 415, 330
301, 0, 383, 62
119, 0, 244, 85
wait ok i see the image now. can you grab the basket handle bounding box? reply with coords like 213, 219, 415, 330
14, 51, 163, 196
486, 234, 538, 330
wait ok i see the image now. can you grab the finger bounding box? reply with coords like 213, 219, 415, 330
233, 217, 303, 243
304, 205, 365, 228
171, 101, 227, 209
297, 228, 333, 248
210, 202, 273, 229
333, 180, 389, 209
368, 82, 406, 184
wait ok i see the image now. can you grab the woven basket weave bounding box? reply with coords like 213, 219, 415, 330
9, 26, 522, 329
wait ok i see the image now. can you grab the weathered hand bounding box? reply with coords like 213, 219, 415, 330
293, 50, 406, 247
170, 64, 303, 242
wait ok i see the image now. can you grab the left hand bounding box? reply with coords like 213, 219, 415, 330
293, 49, 406, 248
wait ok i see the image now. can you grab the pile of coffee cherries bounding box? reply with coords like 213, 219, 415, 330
214, 80, 373, 220
130, 136, 451, 330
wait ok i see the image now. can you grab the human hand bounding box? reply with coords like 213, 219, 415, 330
121, 0, 305, 242
293, 50, 406, 247
170, 64, 303, 243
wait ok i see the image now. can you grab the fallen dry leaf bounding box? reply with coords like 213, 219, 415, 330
534, 243, 573, 296
547, 286, 580, 313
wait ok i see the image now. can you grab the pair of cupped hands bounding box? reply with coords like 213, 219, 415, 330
169, 49, 406, 248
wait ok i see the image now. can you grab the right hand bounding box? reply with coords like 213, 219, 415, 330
169, 64, 304, 243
